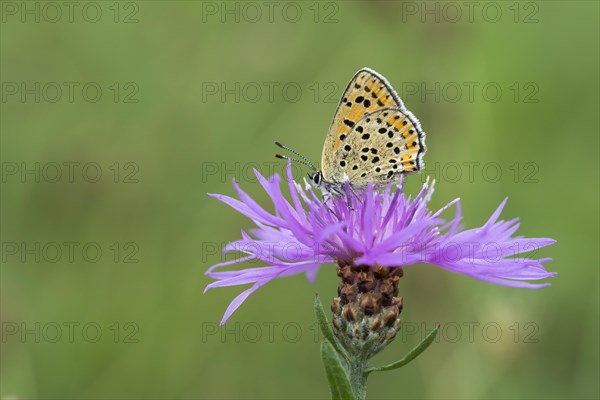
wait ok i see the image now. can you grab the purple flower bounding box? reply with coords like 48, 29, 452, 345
204, 162, 556, 325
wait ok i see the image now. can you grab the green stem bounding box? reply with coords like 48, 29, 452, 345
349, 358, 368, 400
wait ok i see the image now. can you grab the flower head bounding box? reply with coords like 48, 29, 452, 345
205, 162, 556, 325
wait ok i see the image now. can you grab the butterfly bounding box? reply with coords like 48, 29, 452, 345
276, 67, 426, 198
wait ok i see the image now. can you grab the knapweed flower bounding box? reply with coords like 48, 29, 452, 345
204, 161, 556, 329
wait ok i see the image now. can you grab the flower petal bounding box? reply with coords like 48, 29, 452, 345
205, 169, 556, 323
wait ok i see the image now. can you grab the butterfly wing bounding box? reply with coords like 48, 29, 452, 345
321, 68, 426, 185
333, 108, 426, 188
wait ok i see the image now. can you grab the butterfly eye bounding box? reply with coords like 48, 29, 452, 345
312, 172, 322, 185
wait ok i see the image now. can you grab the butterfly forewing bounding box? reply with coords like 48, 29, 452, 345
321, 68, 407, 179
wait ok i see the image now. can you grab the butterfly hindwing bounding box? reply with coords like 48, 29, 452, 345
326, 108, 425, 187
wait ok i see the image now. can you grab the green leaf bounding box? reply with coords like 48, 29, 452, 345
314, 294, 349, 360
366, 324, 440, 374
320, 340, 355, 400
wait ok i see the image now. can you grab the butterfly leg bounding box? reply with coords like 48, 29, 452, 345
320, 192, 339, 217
349, 185, 361, 204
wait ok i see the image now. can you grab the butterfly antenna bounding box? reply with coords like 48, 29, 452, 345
274, 141, 317, 171
274, 153, 315, 170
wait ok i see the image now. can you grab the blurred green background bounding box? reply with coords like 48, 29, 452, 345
1, 1, 598, 399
